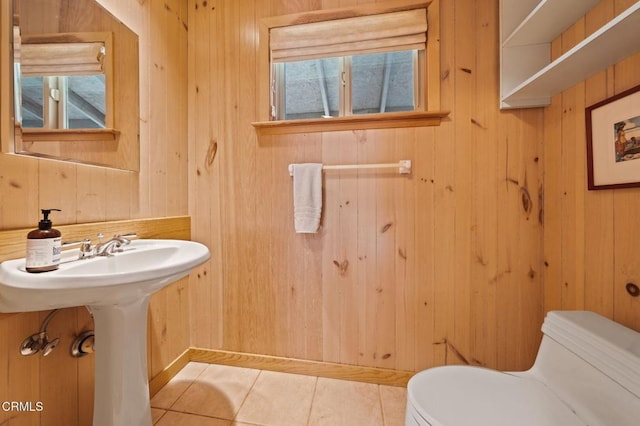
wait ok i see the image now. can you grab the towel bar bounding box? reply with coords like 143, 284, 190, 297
288, 160, 411, 176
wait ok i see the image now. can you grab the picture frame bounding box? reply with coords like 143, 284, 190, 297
586, 83, 640, 190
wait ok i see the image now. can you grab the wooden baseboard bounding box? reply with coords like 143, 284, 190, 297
187, 348, 413, 387
148, 349, 191, 397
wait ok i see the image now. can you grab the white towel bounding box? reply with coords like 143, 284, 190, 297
292, 163, 323, 233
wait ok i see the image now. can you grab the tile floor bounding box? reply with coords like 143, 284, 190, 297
151, 362, 407, 426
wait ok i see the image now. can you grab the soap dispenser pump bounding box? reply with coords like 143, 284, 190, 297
26, 209, 62, 273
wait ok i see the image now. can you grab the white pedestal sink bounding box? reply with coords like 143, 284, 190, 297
0, 239, 210, 426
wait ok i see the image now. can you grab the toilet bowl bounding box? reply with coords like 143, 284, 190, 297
406, 311, 640, 425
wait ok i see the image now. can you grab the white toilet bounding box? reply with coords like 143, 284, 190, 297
406, 310, 640, 425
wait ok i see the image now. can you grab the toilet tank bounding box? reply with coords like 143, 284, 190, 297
521, 311, 640, 425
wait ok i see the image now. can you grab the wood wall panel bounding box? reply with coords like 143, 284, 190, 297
187, 0, 222, 350
0, 0, 190, 422
189, 0, 546, 373
3, 0, 637, 422
543, 0, 640, 331
429, 0, 454, 369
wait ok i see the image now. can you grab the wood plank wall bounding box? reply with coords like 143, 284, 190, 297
1, 0, 638, 423
543, 0, 640, 331
188, 0, 546, 373
0, 0, 190, 424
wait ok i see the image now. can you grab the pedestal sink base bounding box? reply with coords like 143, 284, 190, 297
90, 297, 152, 426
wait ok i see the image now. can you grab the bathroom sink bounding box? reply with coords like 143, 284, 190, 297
0, 238, 210, 426
0, 239, 210, 312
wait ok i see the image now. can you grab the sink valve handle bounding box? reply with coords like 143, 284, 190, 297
19, 309, 61, 356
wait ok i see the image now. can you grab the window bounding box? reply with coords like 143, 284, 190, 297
275, 50, 418, 120
254, 0, 445, 135
269, 7, 426, 121
15, 33, 113, 131
20, 75, 106, 129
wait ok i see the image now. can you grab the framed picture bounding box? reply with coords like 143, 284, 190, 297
586, 84, 640, 190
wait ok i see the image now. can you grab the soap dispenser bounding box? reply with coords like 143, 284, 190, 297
26, 209, 62, 273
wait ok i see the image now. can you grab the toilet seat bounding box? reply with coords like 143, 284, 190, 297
407, 366, 585, 426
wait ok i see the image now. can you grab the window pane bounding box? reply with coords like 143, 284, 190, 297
282, 58, 340, 120
20, 75, 106, 129
21, 76, 44, 128
352, 50, 415, 115
66, 75, 106, 129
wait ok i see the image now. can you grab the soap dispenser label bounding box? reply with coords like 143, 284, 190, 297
26, 237, 62, 268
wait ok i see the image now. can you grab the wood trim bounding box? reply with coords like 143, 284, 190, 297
0, 0, 13, 154
252, 110, 449, 136
426, 0, 440, 110
19, 128, 120, 142
149, 348, 191, 397
257, 19, 271, 122
188, 348, 414, 387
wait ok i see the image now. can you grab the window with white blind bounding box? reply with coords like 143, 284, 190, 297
269, 6, 427, 121
253, 0, 445, 135
15, 32, 113, 131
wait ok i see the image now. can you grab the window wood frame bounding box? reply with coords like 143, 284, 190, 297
253, 0, 448, 135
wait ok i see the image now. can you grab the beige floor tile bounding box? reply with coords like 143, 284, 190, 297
171, 364, 260, 420
155, 410, 232, 426
235, 370, 317, 426
380, 385, 407, 426
151, 407, 166, 424
152, 362, 209, 409
308, 377, 383, 426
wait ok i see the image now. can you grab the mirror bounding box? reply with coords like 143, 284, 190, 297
12, 0, 139, 171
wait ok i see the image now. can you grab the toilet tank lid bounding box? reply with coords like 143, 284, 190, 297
542, 310, 640, 397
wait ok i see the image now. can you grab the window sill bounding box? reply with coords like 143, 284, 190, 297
251, 110, 449, 136
18, 128, 120, 143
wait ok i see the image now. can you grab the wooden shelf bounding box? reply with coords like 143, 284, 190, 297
500, 0, 640, 109
18, 128, 120, 142
251, 111, 449, 136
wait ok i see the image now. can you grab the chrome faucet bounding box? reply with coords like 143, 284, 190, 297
95, 234, 134, 256
75, 233, 136, 259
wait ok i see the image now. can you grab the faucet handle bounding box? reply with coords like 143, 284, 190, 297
80, 239, 92, 251
78, 239, 94, 259
96, 232, 104, 243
